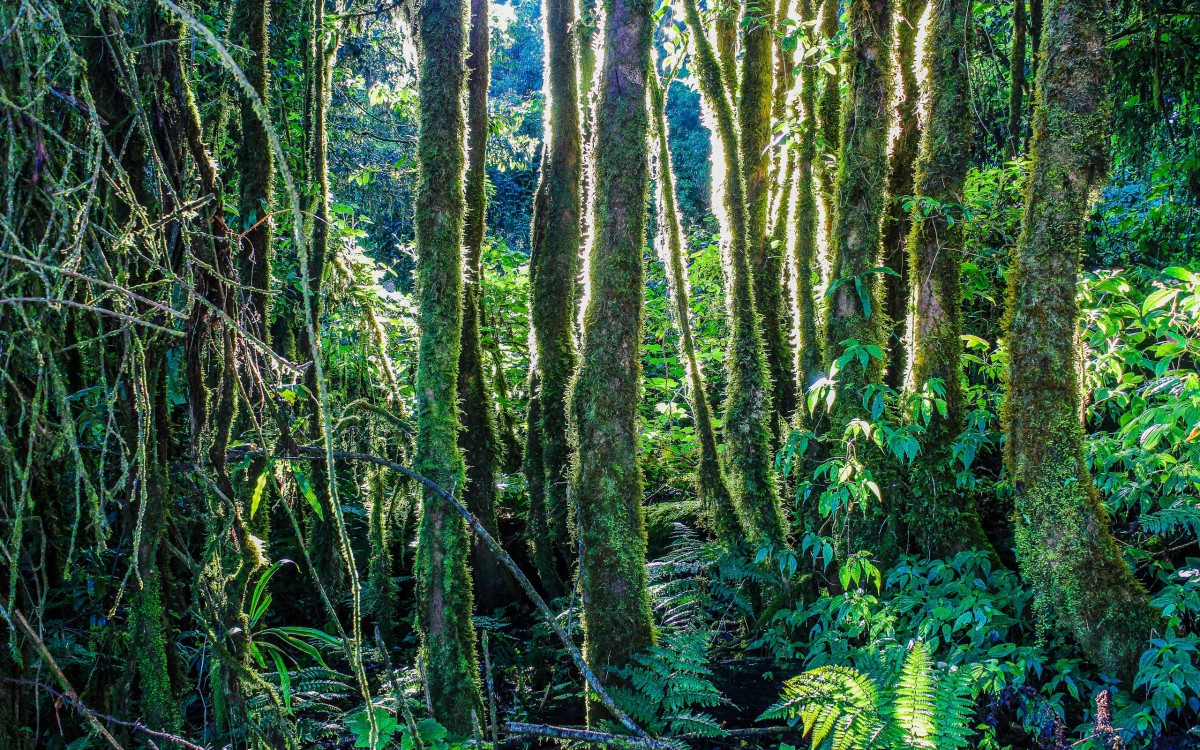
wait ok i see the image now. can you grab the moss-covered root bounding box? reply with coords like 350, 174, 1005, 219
793, 0, 823, 397
529, 0, 584, 578
568, 0, 655, 721
902, 0, 989, 557
457, 0, 513, 613
1003, 0, 1156, 681
650, 65, 740, 539
681, 0, 787, 548
880, 0, 926, 391
414, 0, 483, 730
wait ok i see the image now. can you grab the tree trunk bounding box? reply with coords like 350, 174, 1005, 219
682, 0, 787, 547
650, 64, 740, 538
815, 0, 842, 251
903, 0, 990, 557
526, 0, 584, 597
568, 0, 655, 719
414, 0, 483, 729
1003, 0, 1155, 681
881, 0, 927, 391
794, 0, 824, 397
457, 0, 514, 613
1007, 0, 1027, 156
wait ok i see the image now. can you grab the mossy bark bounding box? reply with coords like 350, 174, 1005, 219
650, 65, 740, 539
1002, 0, 1155, 681
815, 0, 843, 247
880, 0, 926, 391
568, 0, 655, 717
1007, 0, 1026, 156
824, 0, 894, 555
793, 0, 823, 395
741, 1, 796, 433
902, 0, 989, 556
682, 0, 787, 547
457, 0, 513, 613
526, 0, 584, 597
414, 0, 483, 729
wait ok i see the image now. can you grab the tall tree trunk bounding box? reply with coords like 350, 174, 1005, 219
793, 0, 823, 397
815, 0, 842, 250
824, 0, 894, 555
903, 0, 989, 556
1007, 0, 1027, 156
457, 0, 513, 613
1028, 0, 1042, 103
1003, 0, 1155, 681
742, 0, 795, 434
650, 65, 740, 538
880, 0, 927, 391
682, 0, 787, 547
526, 0, 584, 597
569, 0, 655, 717
414, 0, 483, 729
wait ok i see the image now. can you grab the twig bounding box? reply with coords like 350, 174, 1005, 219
0, 297, 183, 337
504, 723, 666, 748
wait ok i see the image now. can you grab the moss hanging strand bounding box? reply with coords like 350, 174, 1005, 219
1002, 0, 1156, 680
568, 0, 656, 720
414, 0, 483, 730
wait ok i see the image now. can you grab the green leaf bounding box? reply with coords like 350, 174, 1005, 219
1142, 288, 1179, 316
292, 467, 323, 520
249, 464, 270, 519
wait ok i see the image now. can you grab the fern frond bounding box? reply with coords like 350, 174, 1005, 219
894, 642, 936, 748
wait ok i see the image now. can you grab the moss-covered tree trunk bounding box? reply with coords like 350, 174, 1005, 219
741, 0, 796, 433
414, 0, 483, 729
568, 0, 655, 717
793, 0, 823, 396
1007, 0, 1026, 156
457, 0, 513, 613
526, 0, 584, 597
880, 0, 926, 391
682, 0, 787, 547
902, 0, 989, 556
815, 0, 842, 249
650, 64, 740, 538
1003, 0, 1156, 680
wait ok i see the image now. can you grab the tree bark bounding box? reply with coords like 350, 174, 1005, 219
794, 0, 824, 397
1003, 0, 1156, 680
1007, 0, 1027, 156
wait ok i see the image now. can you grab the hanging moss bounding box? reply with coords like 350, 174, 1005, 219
650, 65, 740, 539
527, 0, 584, 590
414, 0, 483, 730
902, 0, 989, 557
568, 0, 655, 720
880, 0, 926, 390
793, 0, 823, 396
457, 0, 513, 613
682, 0, 787, 548
1002, 0, 1156, 680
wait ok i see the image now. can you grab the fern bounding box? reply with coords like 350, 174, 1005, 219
760, 642, 977, 750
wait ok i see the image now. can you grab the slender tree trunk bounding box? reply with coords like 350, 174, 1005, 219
794, 0, 823, 396
903, 0, 989, 556
568, 0, 655, 717
742, 0, 796, 434
815, 0, 842, 250
650, 65, 740, 538
526, 0, 584, 597
414, 0, 483, 729
824, 0, 894, 556
1028, 0, 1042, 102
457, 0, 513, 613
881, 0, 927, 391
682, 0, 787, 547
1007, 0, 1027, 156
1003, 0, 1155, 680
716, 0, 740, 101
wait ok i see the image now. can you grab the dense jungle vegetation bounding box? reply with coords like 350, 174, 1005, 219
3, 0, 1200, 746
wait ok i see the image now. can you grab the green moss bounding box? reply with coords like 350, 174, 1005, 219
815, 0, 843, 245
414, 0, 483, 730
528, 0, 584, 583
794, 0, 823, 396
1002, 0, 1156, 680
681, 0, 787, 548
568, 0, 656, 720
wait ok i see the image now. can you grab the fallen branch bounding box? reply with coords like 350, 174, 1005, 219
504, 722, 668, 748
